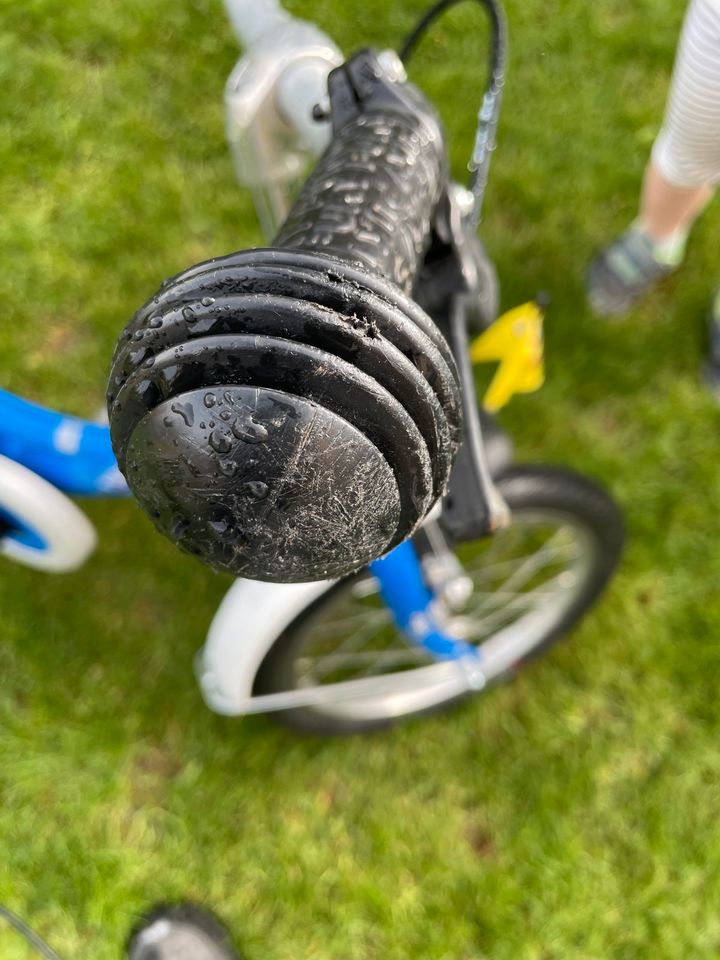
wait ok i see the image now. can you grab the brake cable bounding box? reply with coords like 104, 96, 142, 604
400, 0, 507, 228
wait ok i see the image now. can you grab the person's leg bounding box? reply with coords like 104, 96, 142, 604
587, 0, 720, 316
637, 163, 713, 244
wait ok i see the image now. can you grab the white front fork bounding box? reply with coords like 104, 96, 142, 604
196, 567, 485, 717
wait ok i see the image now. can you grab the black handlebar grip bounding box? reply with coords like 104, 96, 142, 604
107, 50, 462, 583
276, 112, 441, 292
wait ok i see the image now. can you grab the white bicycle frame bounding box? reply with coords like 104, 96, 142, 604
0, 454, 97, 572
198, 578, 334, 715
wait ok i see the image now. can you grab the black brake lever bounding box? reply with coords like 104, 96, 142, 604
415, 187, 509, 541
441, 290, 509, 540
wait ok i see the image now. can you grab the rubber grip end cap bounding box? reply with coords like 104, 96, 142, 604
124, 385, 402, 582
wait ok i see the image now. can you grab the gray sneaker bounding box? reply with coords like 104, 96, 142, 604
587, 227, 678, 316
128, 905, 242, 960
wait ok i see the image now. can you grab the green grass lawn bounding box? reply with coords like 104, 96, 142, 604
2, 0, 720, 957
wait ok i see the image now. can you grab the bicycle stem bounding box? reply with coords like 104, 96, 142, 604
223, 0, 342, 236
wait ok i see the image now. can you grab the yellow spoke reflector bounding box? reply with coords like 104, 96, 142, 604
470, 301, 545, 412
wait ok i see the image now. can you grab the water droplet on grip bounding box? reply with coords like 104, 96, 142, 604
209, 427, 232, 454
232, 417, 268, 443
170, 401, 195, 427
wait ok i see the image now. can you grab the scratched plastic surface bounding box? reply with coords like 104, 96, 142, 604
126, 386, 402, 581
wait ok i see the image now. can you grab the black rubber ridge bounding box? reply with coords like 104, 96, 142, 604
113, 253, 461, 434
109, 293, 453, 497
106, 251, 462, 581
113, 333, 434, 539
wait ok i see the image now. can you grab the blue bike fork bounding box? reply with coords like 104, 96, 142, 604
369, 539, 482, 666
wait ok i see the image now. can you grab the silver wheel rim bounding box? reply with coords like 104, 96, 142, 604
288, 507, 597, 723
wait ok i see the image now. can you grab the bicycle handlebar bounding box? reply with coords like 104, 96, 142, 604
107, 50, 462, 583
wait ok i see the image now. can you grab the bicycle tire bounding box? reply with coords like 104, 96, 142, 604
253, 465, 624, 734
0, 455, 97, 573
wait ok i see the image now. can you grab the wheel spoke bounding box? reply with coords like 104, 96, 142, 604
304, 646, 427, 680
475, 527, 576, 597
302, 530, 581, 682
310, 607, 388, 636
466, 562, 574, 617
298, 612, 395, 680
464, 539, 580, 582
462, 570, 576, 640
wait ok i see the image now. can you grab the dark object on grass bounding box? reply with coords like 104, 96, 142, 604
127, 903, 242, 960
702, 289, 720, 396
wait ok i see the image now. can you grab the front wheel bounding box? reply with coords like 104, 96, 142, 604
254, 466, 624, 734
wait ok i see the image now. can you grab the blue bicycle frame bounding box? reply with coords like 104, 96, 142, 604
0, 388, 126, 496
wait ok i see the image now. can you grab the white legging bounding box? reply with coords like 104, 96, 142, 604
652, 0, 720, 188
